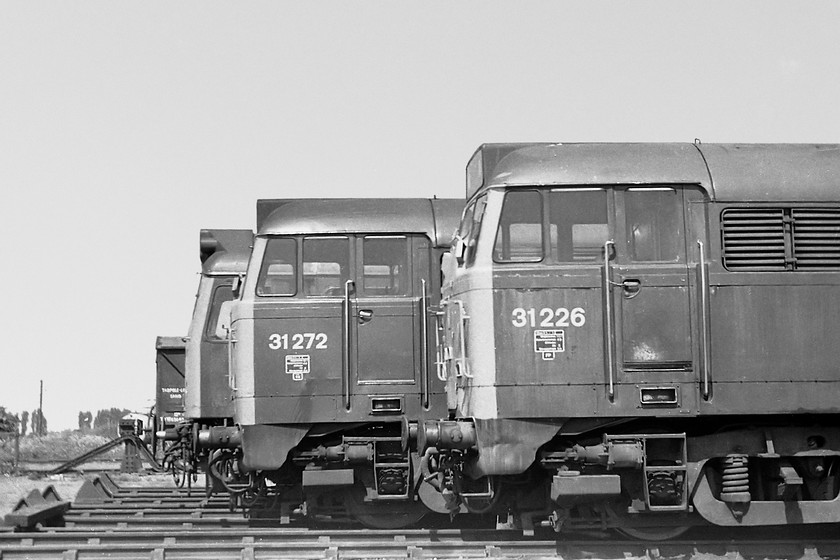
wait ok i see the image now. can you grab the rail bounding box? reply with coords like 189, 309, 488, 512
2, 527, 839, 560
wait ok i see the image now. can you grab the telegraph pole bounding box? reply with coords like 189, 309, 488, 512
38, 379, 43, 436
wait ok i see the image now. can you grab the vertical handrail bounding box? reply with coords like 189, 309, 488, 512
456, 300, 472, 378
343, 280, 354, 411
434, 303, 447, 382
227, 329, 237, 392
697, 241, 712, 400
602, 240, 616, 401
420, 279, 429, 409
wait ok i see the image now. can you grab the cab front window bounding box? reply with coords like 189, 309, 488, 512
204, 283, 234, 339
494, 190, 543, 263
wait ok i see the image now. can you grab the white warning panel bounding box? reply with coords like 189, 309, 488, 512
285, 354, 310, 381
534, 329, 565, 360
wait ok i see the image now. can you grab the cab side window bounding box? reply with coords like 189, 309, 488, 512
548, 189, 609, 262
362, 236, 409, 296
624, 189, 684, 262
303, 237, 350, 296
257, 238, 297, 296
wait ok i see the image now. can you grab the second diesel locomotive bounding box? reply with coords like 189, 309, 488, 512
206, 198, 463, 527
418, 143, 840, 537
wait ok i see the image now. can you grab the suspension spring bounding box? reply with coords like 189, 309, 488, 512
720, 454, 751, 503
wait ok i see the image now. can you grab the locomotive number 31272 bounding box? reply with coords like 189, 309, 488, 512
268, 333, 328, 350
511, 307, 586, 328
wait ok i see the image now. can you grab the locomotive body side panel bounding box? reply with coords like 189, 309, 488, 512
240, 234, 446, 425
703, 201, 840, 415
467, 186, 708, 422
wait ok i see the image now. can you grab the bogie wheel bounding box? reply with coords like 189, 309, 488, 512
616, 525, 690, 541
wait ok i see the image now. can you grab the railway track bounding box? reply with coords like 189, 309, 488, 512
2, 528, 840, 560
3, 475, 840, 559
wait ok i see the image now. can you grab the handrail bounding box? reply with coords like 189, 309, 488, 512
434, 304, 447, 382
456, 300, 472, 378
343, 280, 355, 411
697, 241, 712, 400
420, 279, 429, 409
602, 240, 616, 401
226, 325, 237, 392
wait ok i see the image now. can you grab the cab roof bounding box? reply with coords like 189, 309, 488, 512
468, 143, 840, 202
257, 198, 463, 248
199, 229, 253, 275
155, 336, 186, 350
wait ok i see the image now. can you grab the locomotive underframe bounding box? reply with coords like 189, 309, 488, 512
417, 416, 840, 532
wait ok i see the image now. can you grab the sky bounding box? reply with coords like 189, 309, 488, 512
1, 1, 839, 431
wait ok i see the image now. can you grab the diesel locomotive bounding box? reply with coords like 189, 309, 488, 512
203, 198, 463, 526
156, 229, 253, 485
417, 143, 840, 538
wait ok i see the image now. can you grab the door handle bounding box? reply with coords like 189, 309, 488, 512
622, 279, 641, 298
358, 309, 373, 324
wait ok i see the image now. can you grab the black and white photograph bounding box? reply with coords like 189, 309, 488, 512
2, 2, 839, 558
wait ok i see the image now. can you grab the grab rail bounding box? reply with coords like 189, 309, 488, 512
420, 279, 429, 409
697, 241, 712, 400
343, 280, 355, 411
602, 240, 616, 401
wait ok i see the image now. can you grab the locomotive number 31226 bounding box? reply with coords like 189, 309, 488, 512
511, 307, 586, 328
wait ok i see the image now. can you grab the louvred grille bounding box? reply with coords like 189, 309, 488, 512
722, 207, 840, 271
721, 209, 787, 270
792, 209, 840, 269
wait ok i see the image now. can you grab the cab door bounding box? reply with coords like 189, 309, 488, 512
607, 187, 699, 415
252, 236, 351, 422
352, 235, 430, 416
